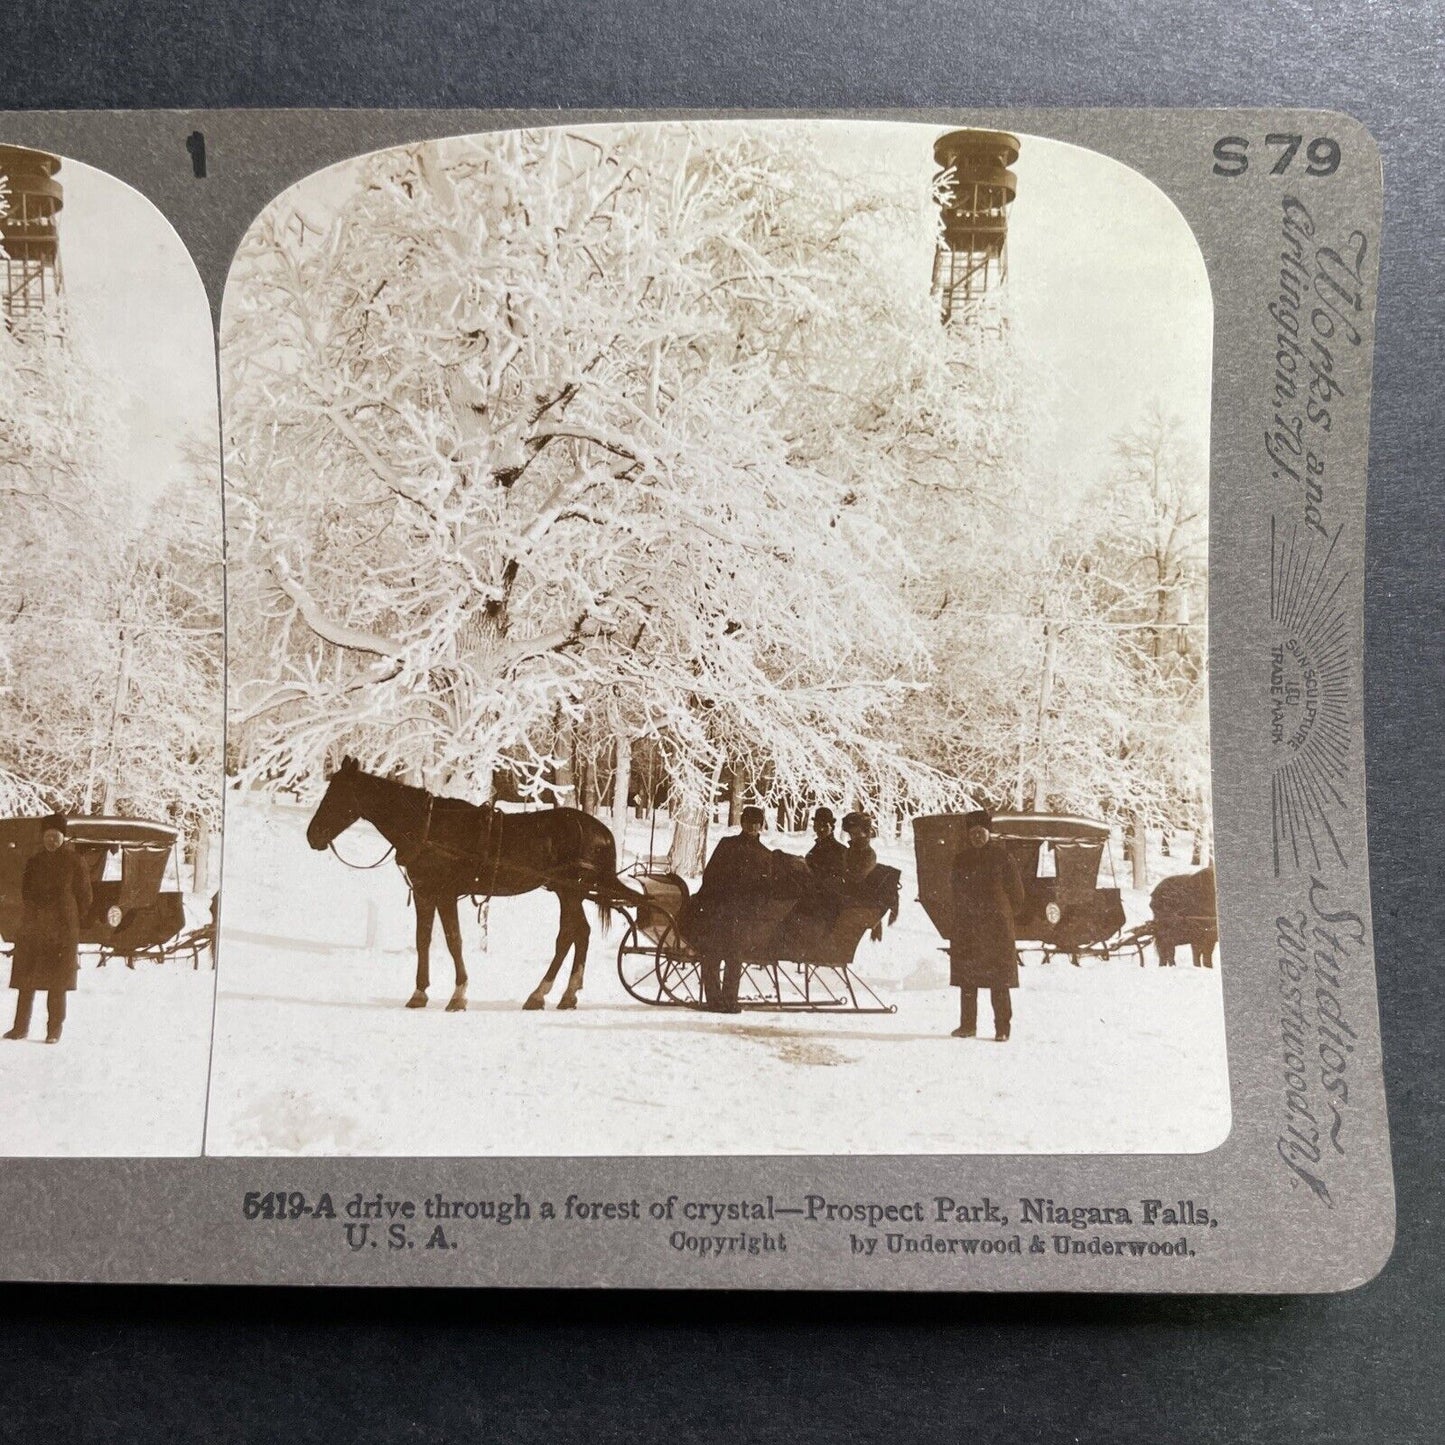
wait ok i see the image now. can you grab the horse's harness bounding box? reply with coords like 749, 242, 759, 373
327, 787, 593, 907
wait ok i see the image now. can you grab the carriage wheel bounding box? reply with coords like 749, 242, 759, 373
653, 923, 705, 1007
616, 918, 675, 1006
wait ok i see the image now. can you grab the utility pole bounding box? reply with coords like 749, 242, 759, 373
1032, 619, 1058, 810
99, 625, 133, 814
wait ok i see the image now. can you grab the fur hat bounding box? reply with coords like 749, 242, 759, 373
841, 810, 874, 839
41, 812, 69, 835
963, 808, 993, 831
740, 805, 766, 829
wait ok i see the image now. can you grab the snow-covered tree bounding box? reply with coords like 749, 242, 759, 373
0, 184, 223, 865
223, 121, 1212, 884
0, 298, 126, 806
224, 125, 970, 820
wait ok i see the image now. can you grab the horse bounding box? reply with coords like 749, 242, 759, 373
305, 757, 643, 1011
1149, 863, 1218, 968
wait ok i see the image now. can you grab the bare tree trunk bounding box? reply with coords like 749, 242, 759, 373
546, 713, 575, 814
1013, 733, 1026, 812
727, 766, 743, 827
666, 800, 707, 877
579, 751, 603, 816
667, 755, 724, 877
1129, 813, 1148, 890
192, 827, 211, 897
610, 734, 632, 852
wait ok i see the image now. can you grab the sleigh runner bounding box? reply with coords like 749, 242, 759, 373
615, 867, 898, 1014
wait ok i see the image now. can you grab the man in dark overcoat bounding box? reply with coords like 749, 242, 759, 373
948, 809, 1025, 1041
5, 814, 93, 1044
690, 805, 774, 1012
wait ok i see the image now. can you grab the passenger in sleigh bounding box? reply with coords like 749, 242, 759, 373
772, 808, 848, 961
806, 807, 848, 885
775, 810, 901, 961
840, 812, 901, 939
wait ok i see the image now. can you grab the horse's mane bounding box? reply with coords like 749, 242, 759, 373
355, 767, 494, 818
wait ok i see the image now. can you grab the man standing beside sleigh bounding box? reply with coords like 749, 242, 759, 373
5, 814, 92, 1045
949, 809, 1024, 1042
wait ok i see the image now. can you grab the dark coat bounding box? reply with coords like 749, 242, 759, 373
949, 840, 1025, 990
806, 834, 848, 884
688, 832, 778, 958
844, 839, 877, 887
10, 844, 93, 993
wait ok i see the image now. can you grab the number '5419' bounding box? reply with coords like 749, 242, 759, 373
1213, 135, 1341, 177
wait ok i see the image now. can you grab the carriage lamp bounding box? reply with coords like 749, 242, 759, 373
106, 905, 123, 929
1045, 901, 1062, 926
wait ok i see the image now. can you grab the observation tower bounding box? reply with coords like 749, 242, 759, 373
930, 130, 1018, 327
0, 145, 63, 335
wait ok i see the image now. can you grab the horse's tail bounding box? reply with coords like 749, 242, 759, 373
576, 812, 645, 932
589, 875, 647, 933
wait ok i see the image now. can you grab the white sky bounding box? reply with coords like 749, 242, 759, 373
43, 155, 219, 509
994, 129, 1213, 485
830, 121, 1213, 489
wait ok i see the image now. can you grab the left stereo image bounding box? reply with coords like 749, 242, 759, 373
0, 143, 222, 1155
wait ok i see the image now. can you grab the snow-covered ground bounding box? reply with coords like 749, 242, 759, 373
204, 795, 1230, 1157
0, 949, 215, 1156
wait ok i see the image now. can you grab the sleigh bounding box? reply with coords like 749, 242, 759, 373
615, 863, 898, 1014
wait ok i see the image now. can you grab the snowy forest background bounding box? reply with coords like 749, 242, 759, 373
0, 164, 223, 883
222, 123, 1211, 878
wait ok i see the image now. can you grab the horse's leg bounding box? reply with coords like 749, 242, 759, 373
556, 892, 591, 1010
439, 894, 468, 1012
408, 891, 434, 1007
524, 892, 573, 1011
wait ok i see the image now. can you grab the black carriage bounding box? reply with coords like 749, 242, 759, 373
0, 815, 208, 967
913, 812, 1135, 965
615, 862, 899, 1013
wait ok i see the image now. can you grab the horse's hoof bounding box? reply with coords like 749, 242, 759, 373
556, 995, 578, 1011
405, 992, 428, 1009
522, 995, 545, 1011
446, 997, 467, 1013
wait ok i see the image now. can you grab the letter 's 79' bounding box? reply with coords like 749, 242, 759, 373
1213, 136, 1341, 177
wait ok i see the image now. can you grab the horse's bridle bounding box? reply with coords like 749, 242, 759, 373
328, 837, 397, 870
325, 789, 434, 873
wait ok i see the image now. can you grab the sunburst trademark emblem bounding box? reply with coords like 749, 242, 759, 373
1269, 518, 1353, 875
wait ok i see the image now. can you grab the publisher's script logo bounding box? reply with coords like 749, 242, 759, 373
1269, 518, 1351, 876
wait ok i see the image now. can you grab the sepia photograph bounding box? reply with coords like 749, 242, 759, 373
0, 143, 222, 1155
207, 120, 1226, 1156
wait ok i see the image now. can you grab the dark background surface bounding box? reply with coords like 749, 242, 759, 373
1, 3, 1441, 1441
